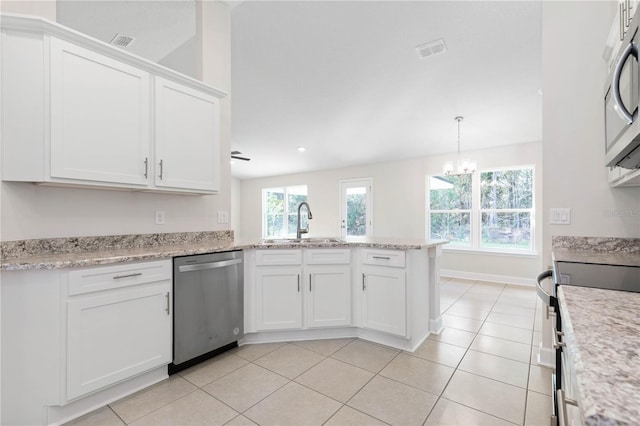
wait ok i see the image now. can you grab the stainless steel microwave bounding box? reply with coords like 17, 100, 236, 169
604, 10, 640, 169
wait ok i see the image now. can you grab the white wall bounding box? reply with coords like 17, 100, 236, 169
0, 0, 232, 241
159, 36, 196, 79
238, 141, 543, 282
542, 1, 640, 266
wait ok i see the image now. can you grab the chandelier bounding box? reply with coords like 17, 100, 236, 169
443, 116, 477, 175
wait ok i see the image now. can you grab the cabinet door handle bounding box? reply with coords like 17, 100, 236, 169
159, 159, 164, 180
362, 273, 366, 291
297, 274, 300, 292
372, 256, 390, 260
112, 272, 142, 280
553, 328, 565, 349
165, 292, 170, 315
144, 157, 149, 179
309, 274, 312, 292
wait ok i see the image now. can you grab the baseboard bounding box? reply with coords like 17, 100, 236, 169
441, 269, 535, 287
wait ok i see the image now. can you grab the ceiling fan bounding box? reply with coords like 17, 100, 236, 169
231, 151, 250, 161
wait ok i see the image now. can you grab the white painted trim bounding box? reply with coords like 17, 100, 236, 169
441, 269, 535, 287
536, 343, 555, 369
46, 367, 168, 426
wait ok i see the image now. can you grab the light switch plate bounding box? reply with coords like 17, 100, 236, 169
217, 210, 229, 224
550, 208, 571, 225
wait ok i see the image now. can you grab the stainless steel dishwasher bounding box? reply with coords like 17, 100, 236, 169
169, 250, 243, 374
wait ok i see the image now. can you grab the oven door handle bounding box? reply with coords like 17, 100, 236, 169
612, 40, 638, 125
536, 269, 553, 318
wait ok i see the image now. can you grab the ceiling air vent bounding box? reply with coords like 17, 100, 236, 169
110, 33, 136, 48
415, 38, 447, 59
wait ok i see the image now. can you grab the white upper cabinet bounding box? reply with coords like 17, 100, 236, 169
154, 77, 220, 192
49, 38, 150, 186
0, 15, 226, 194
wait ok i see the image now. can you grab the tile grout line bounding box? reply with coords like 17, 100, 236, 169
423, 280, 500, 425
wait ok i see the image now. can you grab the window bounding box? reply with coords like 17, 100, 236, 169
428, 166, 535, 253
262, 185, 308, 238
480, 169, 533, 250
428, 174, 472, 247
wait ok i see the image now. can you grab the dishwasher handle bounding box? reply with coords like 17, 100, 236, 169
178, 258, 242, 273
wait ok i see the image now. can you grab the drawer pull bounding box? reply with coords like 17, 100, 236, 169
372, 256, 391, 260
112, 272, 143, 280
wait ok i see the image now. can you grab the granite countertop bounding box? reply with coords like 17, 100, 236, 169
557, 286, 640, 425
0, 235, 448, 271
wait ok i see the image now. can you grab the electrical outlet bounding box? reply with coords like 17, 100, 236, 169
217, 210, 229, 224
155, 210, 165, 225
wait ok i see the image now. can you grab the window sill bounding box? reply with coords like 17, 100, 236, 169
443, 247, 539, 258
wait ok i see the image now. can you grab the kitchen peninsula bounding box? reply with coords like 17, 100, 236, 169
0, 232, 447, 425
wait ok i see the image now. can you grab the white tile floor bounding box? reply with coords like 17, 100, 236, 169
66, 277, 553, 426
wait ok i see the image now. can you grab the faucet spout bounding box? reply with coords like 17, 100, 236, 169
296, 202, 313, 239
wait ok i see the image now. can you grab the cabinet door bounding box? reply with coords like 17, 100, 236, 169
306, 265, 351, 328
50, 38, 150, 186
361, 266, 407, 336
66, 281, 171, 400
154, 77, 220, 192
255, 267, 302, 331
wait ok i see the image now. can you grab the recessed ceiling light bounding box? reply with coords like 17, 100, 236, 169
297, 146, 306, 152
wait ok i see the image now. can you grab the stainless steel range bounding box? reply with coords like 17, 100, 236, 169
536, 261, 640, 425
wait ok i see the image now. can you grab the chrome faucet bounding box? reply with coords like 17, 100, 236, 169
296, 202, 313, 239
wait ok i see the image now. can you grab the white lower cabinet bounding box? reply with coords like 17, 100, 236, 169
0, 259, 172, 425
359, 249, 407, 337
244, 245, 442, 354
360, 265, 407, 336
252, 248, 352, 331
306, 265, 352, 328
255, 266, 303, 331
66, 281, 171, 400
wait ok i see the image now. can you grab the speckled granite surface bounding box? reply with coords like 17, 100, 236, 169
552, 236, 640, 253
552, 236, 640, 267
0, 234, 448, 271
558, 286, 640, 426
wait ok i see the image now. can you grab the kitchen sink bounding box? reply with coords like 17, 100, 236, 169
260, 238, 344, 244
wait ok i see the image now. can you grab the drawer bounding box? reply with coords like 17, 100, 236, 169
362, 249, 405, 268
255, 249, 302, 266
68, 259, 171, 296
305, 249, 351, 265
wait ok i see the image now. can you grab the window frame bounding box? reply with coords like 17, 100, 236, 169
426, 165, 536, 255
261, 185, 308, 239
427, 174, 473, 248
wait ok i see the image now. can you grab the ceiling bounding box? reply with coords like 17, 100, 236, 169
55, 1, 542, 181
57, 1, 196, 64
230, 0, 542, 179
